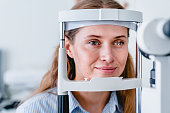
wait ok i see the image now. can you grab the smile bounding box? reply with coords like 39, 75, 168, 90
95, 67, 117, 74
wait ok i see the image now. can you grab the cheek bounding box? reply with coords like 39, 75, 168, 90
73, 46, 96, 68
73, 46, 98, 79
116, 48, 128, 66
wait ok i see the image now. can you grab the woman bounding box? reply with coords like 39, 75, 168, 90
16, 0, 136, 113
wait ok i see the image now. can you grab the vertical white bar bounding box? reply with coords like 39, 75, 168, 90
58, 22, 68, 95
136, 49, 142, 113
158, 56, 170, 113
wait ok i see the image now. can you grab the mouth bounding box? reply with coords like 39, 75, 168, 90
95, 66, 117, 74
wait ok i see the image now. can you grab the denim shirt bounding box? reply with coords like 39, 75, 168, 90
16, 88, 122, 113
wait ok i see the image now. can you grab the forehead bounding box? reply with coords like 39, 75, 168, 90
77, 24, 128, 36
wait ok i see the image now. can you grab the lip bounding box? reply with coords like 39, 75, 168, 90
95, 66, 117, 74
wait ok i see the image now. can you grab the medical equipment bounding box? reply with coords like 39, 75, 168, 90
0, 50, 3, 102
58, 9, 143, 113
137, 18, 170, 113
0, 50, 16, 111
0, 50, 8, 103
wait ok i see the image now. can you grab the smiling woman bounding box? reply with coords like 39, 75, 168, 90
65, 25, 128, 80
16, 0, 136, 113
64, 24, 135, 113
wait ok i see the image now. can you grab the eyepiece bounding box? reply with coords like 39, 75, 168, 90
163, 20, 170, 39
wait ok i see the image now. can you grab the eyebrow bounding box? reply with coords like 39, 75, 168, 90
86, 35, 127, 39
115, 35, 127, 39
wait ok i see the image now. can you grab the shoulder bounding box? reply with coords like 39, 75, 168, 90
16, 88, 58, 113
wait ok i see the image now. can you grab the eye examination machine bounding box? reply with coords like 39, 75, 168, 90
137, 18, 170, 113
57, 9, 170, 113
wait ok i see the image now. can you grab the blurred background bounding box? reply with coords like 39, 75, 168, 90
0, 0, 169, 112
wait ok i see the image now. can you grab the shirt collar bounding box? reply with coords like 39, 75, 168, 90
68, 91, 89, 113
68, 91, 122, 113
106, 91, 122, 113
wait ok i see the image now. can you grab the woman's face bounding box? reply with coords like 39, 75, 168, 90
66, 25, 128, 81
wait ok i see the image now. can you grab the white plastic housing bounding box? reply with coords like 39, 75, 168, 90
142, 56, 170, 113
58, 48, 142, 95
58, 9, 143, 95
137, 18, 170, 56
58, 9, 143, 31
59, 9, 142, 22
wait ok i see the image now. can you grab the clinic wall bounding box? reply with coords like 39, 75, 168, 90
0, 0, 75, 71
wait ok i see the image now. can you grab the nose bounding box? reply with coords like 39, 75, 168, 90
100, 44, 114, 63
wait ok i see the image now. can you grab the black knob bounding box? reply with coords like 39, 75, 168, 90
163, 20, 170, 38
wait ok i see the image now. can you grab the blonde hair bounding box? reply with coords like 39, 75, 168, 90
33, 0, 136, 113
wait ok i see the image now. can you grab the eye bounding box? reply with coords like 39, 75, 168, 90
89, 40, 100, 46
113, 40, 124, 47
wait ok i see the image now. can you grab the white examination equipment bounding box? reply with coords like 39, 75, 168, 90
137, 18, 170, 113
57, 9, 143, 113
58, 8, 170, 113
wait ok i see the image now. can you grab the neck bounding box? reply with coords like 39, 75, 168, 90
72, 91, 111, 113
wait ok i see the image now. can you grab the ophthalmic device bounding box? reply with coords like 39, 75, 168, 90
57, 9, 142, 113
137, 18, 170, 113
57, 8, 170, 113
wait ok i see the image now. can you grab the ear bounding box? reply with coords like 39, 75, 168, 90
65, 36, 74, 58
